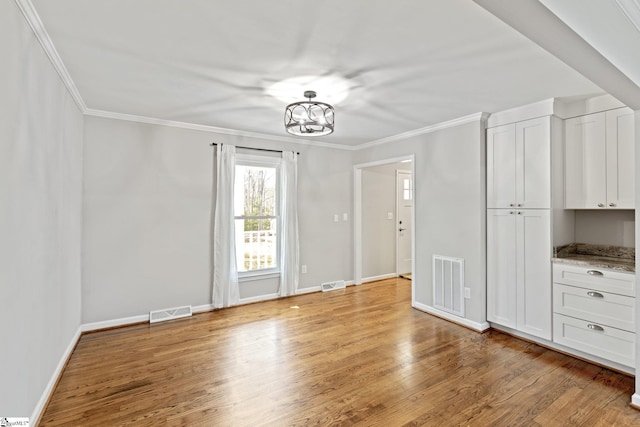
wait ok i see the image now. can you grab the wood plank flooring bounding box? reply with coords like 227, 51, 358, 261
40, 278, 640, 426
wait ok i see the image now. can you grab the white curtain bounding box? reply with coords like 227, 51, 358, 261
212, 144, 240, 308
279, 151, 300, 297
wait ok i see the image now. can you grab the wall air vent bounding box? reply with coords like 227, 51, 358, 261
150, 305, 192, 323
321, 280, 346, 292
433, 255, 465, 317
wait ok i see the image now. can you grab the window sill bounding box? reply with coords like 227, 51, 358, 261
238, 271, 281, 283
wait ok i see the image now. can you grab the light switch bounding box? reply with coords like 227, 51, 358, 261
333, 214, 339, 222
387, 212, 394, 220
343, 213, 348, 221
301, 265, 307, 274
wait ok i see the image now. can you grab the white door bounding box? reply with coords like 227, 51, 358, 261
516, 209, 551, 340
487, 209, 517, 329
396, 170, 412, 277
516, 117, 550, 209
487, 123, 516, 209
606, 108, 635, 209
565, 112, 607, 208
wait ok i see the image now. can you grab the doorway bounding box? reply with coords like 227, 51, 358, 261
354, 155, 415, 301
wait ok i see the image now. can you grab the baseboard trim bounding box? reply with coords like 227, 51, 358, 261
239, 293, 280, 305
296, 286, 321, 295
31, 326, 82, 425
81, 314, 149, 333
192, 303, 214, 313
412, 302, 491, 332
631, 393, 640, 410
362, 273, 397, 283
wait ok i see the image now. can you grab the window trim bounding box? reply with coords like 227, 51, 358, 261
234, 154, 282, 279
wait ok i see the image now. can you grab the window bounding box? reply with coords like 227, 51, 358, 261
403, 177, 412, 201
234, 156, 280, 276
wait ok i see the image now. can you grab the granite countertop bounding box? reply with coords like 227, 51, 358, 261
552, 243, 635, 272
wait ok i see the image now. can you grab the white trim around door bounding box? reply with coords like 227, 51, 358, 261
353, 155, 416, 304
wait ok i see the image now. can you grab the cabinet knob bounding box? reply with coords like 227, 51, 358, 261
587, 324, 604, 332
517, 203, 522, 207
609, 203, 616, 207
587, 291, 604, 298
509, 211, 514, 215
597, 203, 605, 207
509, 203, 515, 207
587, 270, 603, 276
517, 211, 522, 215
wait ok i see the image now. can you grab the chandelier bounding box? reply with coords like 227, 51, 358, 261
284, 91, 335, 136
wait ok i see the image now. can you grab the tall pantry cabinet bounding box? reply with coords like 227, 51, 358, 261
487, 116, 560, 340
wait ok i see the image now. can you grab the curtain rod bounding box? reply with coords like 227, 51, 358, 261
209, 142, 299, 155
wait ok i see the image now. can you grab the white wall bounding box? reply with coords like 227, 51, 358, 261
0, 1, 83, 418
82, 117, 353, 323
574, 210, 635, 247
354, 120, 487, 326
361, 164, 403, 279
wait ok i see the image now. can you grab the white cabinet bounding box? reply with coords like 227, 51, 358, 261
487, 117, 550, 209
565, 108, 635, 209
487, 209, 551, 339
552, 264, 636, 367
606, 109, 635, 209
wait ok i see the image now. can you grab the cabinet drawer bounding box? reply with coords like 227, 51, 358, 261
553, 313, 635, 367
552, 264, 635, 297
553, 284, 635, 332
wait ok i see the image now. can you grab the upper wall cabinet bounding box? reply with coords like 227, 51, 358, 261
565, 108, 635, 209
487, 116, 551, 209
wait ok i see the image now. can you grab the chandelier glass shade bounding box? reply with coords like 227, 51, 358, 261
284, 91, 334, 136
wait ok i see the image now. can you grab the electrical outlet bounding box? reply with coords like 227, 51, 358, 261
387, 212, 393, 220
343, 213, 348, 221
333, 214, 339, 222
464, 287, 471, 299
301, 265, 307, 274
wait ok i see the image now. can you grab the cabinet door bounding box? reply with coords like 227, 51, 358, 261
487, 124, 516, 208
565, 112, 606, 208
606, 108, 635, 209
487, 209, 517, 328
516, 117, 550, 208
516, 209, 551, 340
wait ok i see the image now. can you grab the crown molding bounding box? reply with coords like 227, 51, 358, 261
354, 112, 489, 151
486, 98, 556, 127
85, 109, 355, 151
86, 108, 490, 153
14, 0, 87, 113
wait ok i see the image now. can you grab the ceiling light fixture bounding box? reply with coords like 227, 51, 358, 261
284, 91, 335, 137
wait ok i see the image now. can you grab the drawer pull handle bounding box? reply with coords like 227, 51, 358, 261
587, 291, 604, 298
587, 324, 604, 332
587, 270, 603, 276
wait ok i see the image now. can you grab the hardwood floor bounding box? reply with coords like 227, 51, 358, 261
40, 278, 640, 426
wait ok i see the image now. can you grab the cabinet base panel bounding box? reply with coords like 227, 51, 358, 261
489, 322, 635, 376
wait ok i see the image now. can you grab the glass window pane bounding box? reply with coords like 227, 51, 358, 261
235, 218, 278, 272
403, 178, 413, 201
235, 165, 277, 217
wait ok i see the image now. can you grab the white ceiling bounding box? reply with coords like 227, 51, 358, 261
30, 0, 605, 147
